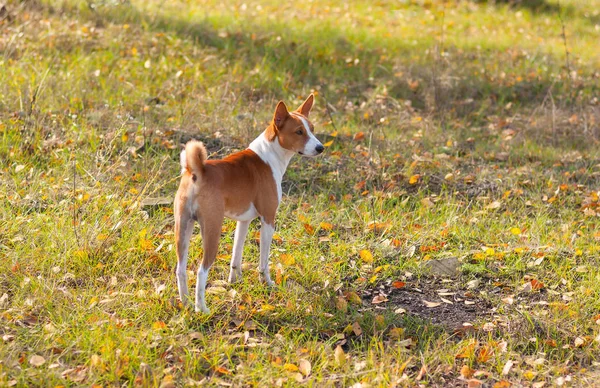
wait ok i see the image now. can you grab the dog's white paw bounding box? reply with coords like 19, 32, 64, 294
228, 268, 242, 283
259, 272, 275, 287
195, 305, 211, 314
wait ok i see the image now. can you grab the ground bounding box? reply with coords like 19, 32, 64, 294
1, 0, 600, 386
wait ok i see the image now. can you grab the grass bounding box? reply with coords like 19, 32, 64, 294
1, 0, 600, 386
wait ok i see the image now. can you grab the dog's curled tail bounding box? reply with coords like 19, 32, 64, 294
181, 140, 207, 179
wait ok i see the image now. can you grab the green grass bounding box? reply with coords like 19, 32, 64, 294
1, 0, 600, 386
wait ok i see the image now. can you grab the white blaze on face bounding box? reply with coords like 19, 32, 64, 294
291, 112, 323, 156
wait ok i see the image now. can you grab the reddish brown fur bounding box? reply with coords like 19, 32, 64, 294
175, 148, 278, 270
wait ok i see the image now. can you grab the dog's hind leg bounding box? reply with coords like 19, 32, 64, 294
175, 213, 194, 307
195, 212, 224, 314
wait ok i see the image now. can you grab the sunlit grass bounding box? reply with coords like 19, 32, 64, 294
1, 0, 600, 386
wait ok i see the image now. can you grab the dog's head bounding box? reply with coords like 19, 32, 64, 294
266, 94, 324, 157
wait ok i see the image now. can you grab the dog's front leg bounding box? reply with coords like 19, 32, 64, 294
228, 220, 250, 283
258, 219, 275, 286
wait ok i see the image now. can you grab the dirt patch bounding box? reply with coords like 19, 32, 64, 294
361, 277, 493, 330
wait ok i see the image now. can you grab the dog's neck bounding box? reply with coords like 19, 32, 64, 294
248, 130, 296, 199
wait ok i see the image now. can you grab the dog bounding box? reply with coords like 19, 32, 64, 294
174, 95, 324, 313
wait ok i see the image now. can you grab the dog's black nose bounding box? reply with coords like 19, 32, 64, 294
316, 144, 324, 154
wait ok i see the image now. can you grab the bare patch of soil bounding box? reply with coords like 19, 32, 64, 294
361, 277, 493, 330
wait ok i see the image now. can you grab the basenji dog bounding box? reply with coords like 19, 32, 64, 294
174, 95, 323, 313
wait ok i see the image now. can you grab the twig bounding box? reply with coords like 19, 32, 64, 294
72, 157, 81, 249
557, 0, 571, 94
320, 91, 339, 133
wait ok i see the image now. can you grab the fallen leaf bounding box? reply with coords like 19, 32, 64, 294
493, 380, 511, 388
303, 223, 315, 235
30, 355, 46, 367
389, 327, 405, 339
334, 345, 345, 366
530, 279, 544, 290
283, 363, 299, 372
468, 380, 483, 388
423, 300, 441, 308
372, 295, 388, 304
352, 321, 362, 336
460, 365, 475, 378
409, 174, 421, 185
298, 359, 311, 377
359, 249, 374, 263
319, 222, 334, 231
486, 200, 502, 210
336, 296, 348, 312
353, 132, 365, 141
280, 254, 295, 266
344, 291, 362, 305
392, 281, 406, 289
502, 359, 514, 375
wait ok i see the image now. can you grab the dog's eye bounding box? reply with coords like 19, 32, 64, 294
295, 129, 303, 135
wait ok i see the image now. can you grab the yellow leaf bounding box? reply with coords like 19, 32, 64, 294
283, 363, 299, 372
131, 47, 138, 56
96, 233, 108, 242
344, 291, 362, 305
280, 254, 295, 266
389, 327, 405, 339
323, 140, 334, 147
359, 249, 374, 263
409, 174, 421, 185
139, 238, 153, 251
319, 222, 334, 230
152, 321, 167, 330
510, 227, 521, 235
334, 345, 345, 366
330, 130, 338, 137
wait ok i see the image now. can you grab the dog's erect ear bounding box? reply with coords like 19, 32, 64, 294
296, 94, 314, 117
273, 101, 289, 128
266, 101, 288, 141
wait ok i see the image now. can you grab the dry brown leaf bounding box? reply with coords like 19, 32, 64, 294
502, 359, 514, 375
298, 359, 311, 377
335, 296, 348, 312
460, 365, 475, 378
372, 295, 388, 304
29, 355, 45, 367
423, 300, 441, 308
